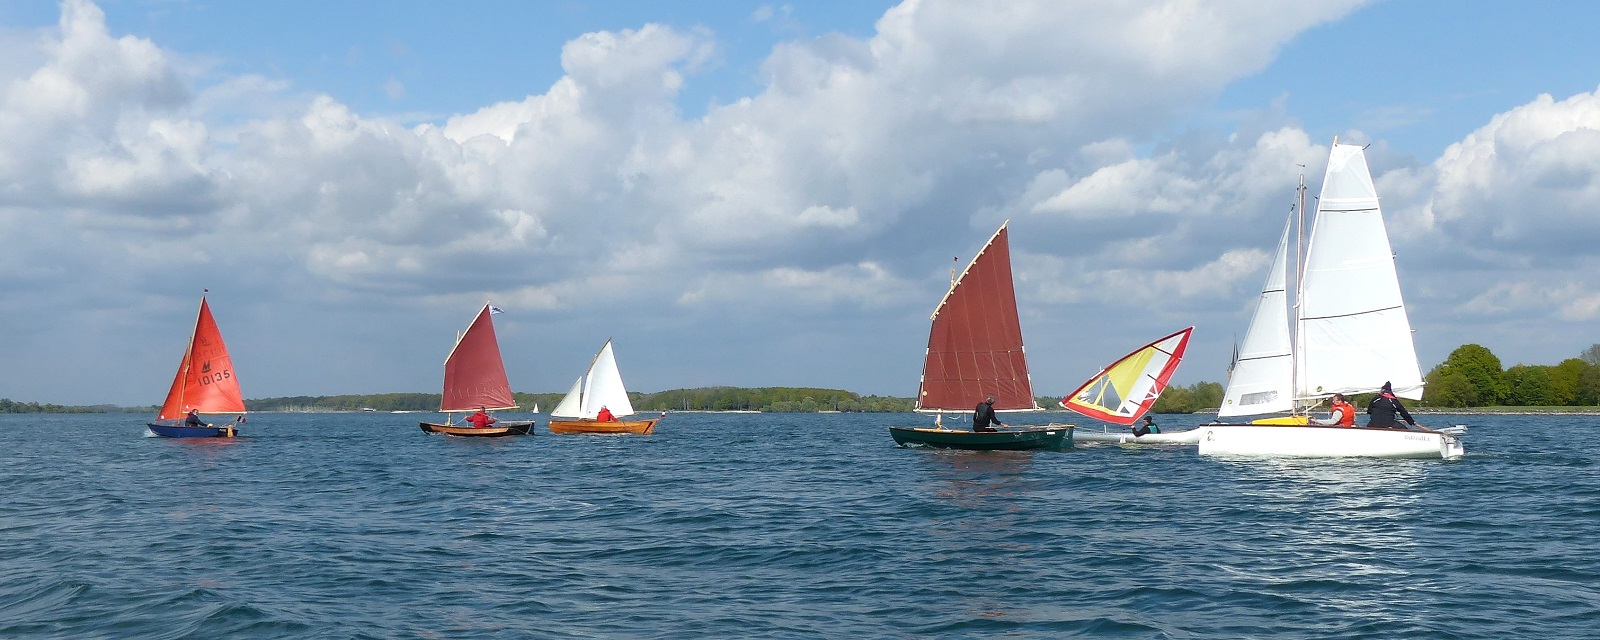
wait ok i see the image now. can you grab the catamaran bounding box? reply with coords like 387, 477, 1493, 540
888, 221, 1071, 451
1197, 141, 1464, 459
147, 293, 247, 438
419, 304, 534, 437
1063, 327, 1202, 444
547, 339, 661, 435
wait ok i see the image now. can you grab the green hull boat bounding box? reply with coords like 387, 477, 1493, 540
889, 426, 1072, 451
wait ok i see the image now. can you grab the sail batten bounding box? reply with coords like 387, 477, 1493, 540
915, 221, 1038, 413
439, 304, 517, 412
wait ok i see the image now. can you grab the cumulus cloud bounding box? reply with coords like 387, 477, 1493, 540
4, 0, 1427, 404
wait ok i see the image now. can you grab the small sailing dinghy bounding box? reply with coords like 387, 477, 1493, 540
1199, 141, 1464, 459
1062, 327, 1202, 445
147, 294, 247, 438
547, 339, 660, 434
419, 304, 534, 437
888, 221, 1071, 451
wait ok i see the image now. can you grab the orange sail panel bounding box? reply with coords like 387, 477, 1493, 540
157, 297, 246, 420
916, 223, 1036, 412
440, 305, 516, 412
1060, 327, 1193, 425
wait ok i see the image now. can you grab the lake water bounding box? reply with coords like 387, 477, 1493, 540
1, 412, 1596, 638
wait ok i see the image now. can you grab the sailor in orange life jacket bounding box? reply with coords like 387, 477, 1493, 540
466, 406, 496, 428
596, 406, 617, 422
1311, 393, 1357, 426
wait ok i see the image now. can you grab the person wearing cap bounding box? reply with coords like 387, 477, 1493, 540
972, 395, 1004, 433
1366, 382, 1416, 429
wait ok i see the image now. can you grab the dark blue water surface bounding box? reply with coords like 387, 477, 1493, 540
2, 412, 1597, 639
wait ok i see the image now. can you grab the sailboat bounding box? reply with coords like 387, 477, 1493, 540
418, 304, 534, 437
1198, 141, 1464, 459
147, 294, 247, 438
888, 221, 1071, 450
547, 339, 661, 435
1063, 327, 1203, 444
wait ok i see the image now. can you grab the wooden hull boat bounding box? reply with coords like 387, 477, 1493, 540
547, 418, 658, 435
148, 422, 238, 438
888, 426, 1071, 451
419, 421, 534, 437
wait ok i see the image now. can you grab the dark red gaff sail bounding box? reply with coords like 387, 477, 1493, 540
157, 297, 246, 420
440, 304, 517, 412
916, 222, 1037, 412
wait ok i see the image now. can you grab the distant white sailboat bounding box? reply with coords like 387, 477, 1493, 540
1199, 141, 1464, 459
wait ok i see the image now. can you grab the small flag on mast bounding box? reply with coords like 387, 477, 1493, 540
489, 306, 505, 315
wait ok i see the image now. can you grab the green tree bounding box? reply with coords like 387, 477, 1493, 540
1578, 366, 1600, 406
1505, 365, 1555, 406
1422, 368, 1478, 407
1431, 344, 1506, 406
1549, 358, 1588, 406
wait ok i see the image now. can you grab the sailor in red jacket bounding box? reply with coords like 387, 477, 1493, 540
596, 406, 616, 422
466, 407, 497, 428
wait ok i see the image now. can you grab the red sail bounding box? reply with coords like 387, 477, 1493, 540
157, 297, 246, 420
440, 304, 517, 412
916, 223, 1036, 412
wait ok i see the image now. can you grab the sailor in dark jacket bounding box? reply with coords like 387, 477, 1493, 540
973, 396, 1005, 432
1366, 381, 1417, 429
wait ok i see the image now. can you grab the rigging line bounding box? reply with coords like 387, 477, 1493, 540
1299, 304, 1405, 321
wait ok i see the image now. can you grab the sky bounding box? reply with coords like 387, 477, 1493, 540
4, 0, 1600, 407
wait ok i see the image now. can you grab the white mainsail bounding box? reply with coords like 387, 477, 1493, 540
580, 340, 636, 418
1296, 144, 1424, 400
549, 340, 637, 420
1219, 221, 1295, 417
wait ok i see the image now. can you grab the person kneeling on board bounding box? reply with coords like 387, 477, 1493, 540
1366, 382, 1417, 429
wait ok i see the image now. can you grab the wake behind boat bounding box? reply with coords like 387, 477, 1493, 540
419, 303, 533, 438
1200, 141, 1463, 459
887, 221, 1071, 451
147, 293, 246, 438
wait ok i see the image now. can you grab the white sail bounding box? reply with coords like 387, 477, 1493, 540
550, 377, 583, 418
1296, 143, 1424, 400
579, 340, 636, 418
1218, 220, 1295, 417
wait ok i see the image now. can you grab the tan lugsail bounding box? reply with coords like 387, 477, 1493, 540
915, 222, 1037, 413
440, 304, 517, 412
157, 296, 246, 420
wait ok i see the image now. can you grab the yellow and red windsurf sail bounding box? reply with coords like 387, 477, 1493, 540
1059, 327, 1193, 425
157, 296, 246, 420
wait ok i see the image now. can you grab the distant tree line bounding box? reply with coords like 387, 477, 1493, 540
239, 388, 918, 413
1418, 343, 1600, 407
0, 398, 108, 413
1148, 382, 1225, 414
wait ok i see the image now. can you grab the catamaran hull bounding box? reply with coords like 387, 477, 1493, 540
148, 423, 237, 438
419, 421, 534, 437
888, 426, 1072, 451
1075, 428, 1202, 445
1197, 424, 1464, 459
547, 418, 659, 435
